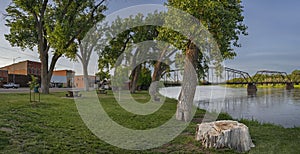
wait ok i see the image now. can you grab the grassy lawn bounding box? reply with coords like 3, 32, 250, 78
0, 91, 299, 153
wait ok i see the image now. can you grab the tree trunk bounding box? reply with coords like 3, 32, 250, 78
83, 62, 90, 91
195, 120, 255, 153
40, 56, 49, 94
36, 4, 50, 94
45, 53, 62, 94
176, 42, 198, 122
39, 39, 50, 94
130, 48, 140, 93
150, 47, 170, 101
77, 41, 92, 92
130, 64, 141, 93
149, 61, 164, 101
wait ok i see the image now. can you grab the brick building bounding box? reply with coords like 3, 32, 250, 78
0, 60, 41, 76
51, 70, 75, 88
0, 60, 41, 87
0, 70, 8, 87
74, 75, 96, 89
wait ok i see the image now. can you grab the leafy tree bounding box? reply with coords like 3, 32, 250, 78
137, 65, 152, 90
4, 0, 106, 94
99, 13, 163, 93
96, 70, 110, 82
290, 70, 300, 83
29, 75, 39, 90
150, 43, 179, 101
98, 17, 132, 73
160, 0, 247, 121
77, 24, 107, 91
111, 65, 130, 101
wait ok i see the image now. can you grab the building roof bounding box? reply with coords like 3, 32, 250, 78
0, 60, 41, 70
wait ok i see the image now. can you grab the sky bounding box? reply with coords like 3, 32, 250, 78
0, 0, 299, 75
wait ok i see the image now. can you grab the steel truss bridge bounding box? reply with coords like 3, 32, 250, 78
162, 67, 298, 93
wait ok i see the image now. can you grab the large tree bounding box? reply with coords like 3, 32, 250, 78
99, 13, 163, 93
77, 24, 107, 91
160, 0, 248, 121
4, 0, 106, 94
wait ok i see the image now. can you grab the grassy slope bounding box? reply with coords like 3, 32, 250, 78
0, 91, 299, 153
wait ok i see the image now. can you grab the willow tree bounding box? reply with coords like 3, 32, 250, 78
4, 0, 106, 94
160, 0, 248, 121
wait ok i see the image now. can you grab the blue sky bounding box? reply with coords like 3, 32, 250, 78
228, 0, 300, 74
0, 0, 299, 75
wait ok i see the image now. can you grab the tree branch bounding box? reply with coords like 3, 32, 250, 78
48, 53, 63, 79
66, 0, 107, 49
41, 0, 48, 18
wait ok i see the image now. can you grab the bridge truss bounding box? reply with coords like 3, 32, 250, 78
160, 67, 295, 90
253, 70, 292, 84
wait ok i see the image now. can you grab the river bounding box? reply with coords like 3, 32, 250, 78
159, 86, 300, 128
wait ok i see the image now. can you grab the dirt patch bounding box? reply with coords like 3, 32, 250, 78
192, 117, 204, 124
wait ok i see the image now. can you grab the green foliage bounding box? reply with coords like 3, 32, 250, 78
158, 0, 247, 79
5, 0, 107, 93
98, 12, 165, 71
28, 75, 39, 90
290, 70, 300, 82
166, 0, 247, 55
227, 70, 300, 85
96, 70, 110, 81
5, 0, 106, 56
111, 65, 130, 88
4, 1, 38, 50
253, 74, 289, 83
137, 66, 152, 88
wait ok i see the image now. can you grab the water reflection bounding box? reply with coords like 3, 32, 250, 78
160, 86, 300, 128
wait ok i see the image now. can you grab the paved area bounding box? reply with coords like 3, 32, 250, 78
0, 88, 74, 93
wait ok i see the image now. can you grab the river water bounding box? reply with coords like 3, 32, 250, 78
159, 86, 300, 128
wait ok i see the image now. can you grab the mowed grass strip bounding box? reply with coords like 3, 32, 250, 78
0, 91, 299, 153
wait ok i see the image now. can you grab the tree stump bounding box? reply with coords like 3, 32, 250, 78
195, 120, 255, 153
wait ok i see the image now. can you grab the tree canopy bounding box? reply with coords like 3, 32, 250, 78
159, 0, 247, 121
5, 0, 107, 93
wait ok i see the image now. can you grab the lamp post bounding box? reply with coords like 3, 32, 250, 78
12, 57, 21, 83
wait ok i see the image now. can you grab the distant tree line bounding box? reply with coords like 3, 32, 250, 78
227, 70, 300, 84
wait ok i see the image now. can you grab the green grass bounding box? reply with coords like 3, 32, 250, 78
0, 91, 299, 153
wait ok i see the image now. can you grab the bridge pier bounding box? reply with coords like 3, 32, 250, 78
286, 82, 294, 90
247, 83, 257, 94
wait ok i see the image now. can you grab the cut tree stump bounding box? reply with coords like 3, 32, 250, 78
195, 120, 255, 153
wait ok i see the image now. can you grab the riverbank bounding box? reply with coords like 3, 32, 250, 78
0, 91, 299, 153
225, 84, 300, 88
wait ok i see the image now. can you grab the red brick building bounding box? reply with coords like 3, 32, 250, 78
0, 60, 41, 76
0, 70, 8, 87
0, 60, 41, 87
